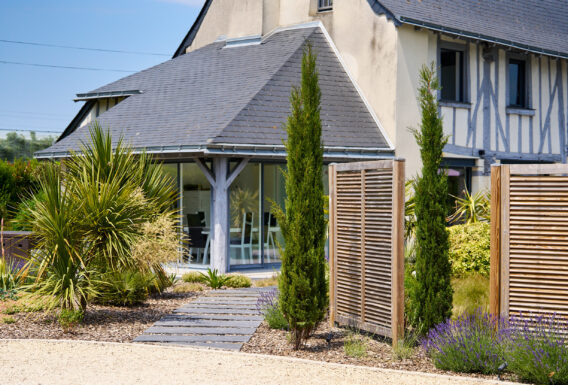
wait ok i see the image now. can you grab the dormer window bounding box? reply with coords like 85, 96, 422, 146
318, 0, 333, 11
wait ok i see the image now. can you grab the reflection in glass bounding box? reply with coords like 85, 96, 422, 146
263, 164, 286, 263
181, 162, 211, 266
230, 163, 261, 266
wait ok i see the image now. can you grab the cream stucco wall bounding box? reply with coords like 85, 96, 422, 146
188, 0, 264, 51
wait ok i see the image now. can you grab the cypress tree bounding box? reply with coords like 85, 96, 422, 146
276, 42, 328, 350
410, 64, 453, 335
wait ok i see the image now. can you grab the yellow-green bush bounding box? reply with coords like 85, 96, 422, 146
448, 222, 490, 277
181, 271, 204, 283
173, 282, 204, 293
226, 274, 252, 288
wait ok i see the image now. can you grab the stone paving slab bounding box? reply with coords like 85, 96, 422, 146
134, 287, 275, 350
135, 334, 251, 343
173, 308, 259, 315
160, 314, 263, 321
145, 326, 257, 335
154, 320, 261, 328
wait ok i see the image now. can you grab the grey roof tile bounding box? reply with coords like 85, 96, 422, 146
376, 0, 568, 57
38, 26, 389, 156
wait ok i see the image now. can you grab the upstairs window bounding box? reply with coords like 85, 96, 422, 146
318, 0, 333, 11
508, 58, 528, 108
440, 48, 466, 102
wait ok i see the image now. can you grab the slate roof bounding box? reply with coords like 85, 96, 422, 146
373, 0, 568, 58
37, 26, 391, 158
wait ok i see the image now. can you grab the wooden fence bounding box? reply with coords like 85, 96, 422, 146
490, 164, 568, 318
328, 159, 405, 346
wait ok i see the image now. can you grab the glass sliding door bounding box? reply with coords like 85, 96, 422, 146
181, 162, 212, 267
229, 162, 261, 267
263, 164, 285, 264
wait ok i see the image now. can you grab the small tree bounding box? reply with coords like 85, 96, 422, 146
275, 43, 328, 349
410, 64, 453, 335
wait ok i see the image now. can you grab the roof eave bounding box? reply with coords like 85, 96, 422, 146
35, 143, 394, 161
398, 16, 568, 60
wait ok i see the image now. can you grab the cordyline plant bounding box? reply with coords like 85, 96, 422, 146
409, 63, 453, 335
25, 122, 179, 313
272, 42, 328, 349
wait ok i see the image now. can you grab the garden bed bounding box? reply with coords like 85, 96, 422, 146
0, 289, 202, 342
241, 318, 517, 382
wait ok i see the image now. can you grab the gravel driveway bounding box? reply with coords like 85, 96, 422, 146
0, 339, 520, 385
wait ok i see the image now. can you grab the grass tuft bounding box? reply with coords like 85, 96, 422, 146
452, 274, 489, 317
344, 330, 368, 358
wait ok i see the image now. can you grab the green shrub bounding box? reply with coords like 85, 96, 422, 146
2, 316, 16, 324
505, 314, 568, 385
448, 222, 490, 277
199, 268, 230, 289
58, 308, 84, 332
93, 270, 155, 306
344, 331, 368, 358
182, 271, 204, 283
226, 274, 252, 288
0, 258, 24, 291
173, 282, 204, 293
265, 306, 288, 329
452, 274, 489, 317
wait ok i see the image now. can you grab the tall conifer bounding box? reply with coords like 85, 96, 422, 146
410, 64, 453, 335
276, 43, 327, 349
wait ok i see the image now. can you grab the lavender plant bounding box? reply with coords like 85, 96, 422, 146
505, 313, 568, 385
256, 288, 288, 330
423, 310, 508, 374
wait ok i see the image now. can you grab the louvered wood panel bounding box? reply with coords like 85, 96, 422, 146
491, 164, 568, 319
329, 160, 404, 346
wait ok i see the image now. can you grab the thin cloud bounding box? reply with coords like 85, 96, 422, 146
157, 0, 206, 7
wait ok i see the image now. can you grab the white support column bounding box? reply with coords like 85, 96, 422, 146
210, 158, 229, 273
197, 157, 250, 274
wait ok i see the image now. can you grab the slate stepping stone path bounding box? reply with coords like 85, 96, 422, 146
134, 287, 273, 351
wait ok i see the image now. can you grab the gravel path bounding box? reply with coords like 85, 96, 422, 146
0, 339, 520, 385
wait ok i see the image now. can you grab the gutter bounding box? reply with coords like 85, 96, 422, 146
35, 143, 394, 161
74, 90, 142, 101
398, 16, 568, 60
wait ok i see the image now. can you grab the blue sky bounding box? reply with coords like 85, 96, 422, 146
0, 0, 203, 138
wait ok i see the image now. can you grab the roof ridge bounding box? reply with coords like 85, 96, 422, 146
208, 27, 317, 144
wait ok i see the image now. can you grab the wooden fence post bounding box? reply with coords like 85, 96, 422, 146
490, 165, 501, 318
391, 160, 405, 348
328, 163, 337, 326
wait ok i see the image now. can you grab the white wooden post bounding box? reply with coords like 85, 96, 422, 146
211, 158, 229, 273
195, 157, 249, 274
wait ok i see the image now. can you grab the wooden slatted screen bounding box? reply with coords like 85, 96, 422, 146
490, 164, 568, 319
328, 160, 404, 346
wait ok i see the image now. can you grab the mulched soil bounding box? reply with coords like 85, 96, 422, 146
241, 318, 518, 382
0, 290, 201, 342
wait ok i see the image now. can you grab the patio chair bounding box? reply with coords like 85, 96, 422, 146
230, 212, 254, 264
187, 226, 208, 263
263, 212, 278, 263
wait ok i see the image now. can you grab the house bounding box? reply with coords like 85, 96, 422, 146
37, 0, 568, 272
